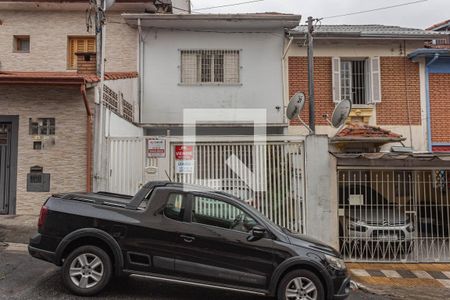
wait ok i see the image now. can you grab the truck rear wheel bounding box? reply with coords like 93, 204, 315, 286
62, 245, 112, 296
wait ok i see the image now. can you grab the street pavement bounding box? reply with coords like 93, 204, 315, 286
0, 243, 386, 300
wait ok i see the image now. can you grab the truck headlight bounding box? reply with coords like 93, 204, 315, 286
325, 254, 346, 271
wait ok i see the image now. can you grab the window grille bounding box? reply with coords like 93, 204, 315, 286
29, 118, 55, 135
340, 60, 368, 105
181, 50, 240, 85
103, 84, 119, 113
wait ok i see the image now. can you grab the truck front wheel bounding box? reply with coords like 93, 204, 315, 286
62, 245, 112, 296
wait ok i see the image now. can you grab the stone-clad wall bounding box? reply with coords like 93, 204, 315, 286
0, 85, 95, 214
0, 10, 137, 72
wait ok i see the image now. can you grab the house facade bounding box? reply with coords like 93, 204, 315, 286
286, 25, 443, 152
0, 0, 192, 215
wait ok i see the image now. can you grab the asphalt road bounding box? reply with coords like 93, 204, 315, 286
0, 245, 388, 300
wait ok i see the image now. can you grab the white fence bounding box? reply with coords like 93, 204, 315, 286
106, 137, 145, 195
105, 136, 306, 233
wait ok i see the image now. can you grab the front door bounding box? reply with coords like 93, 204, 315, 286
0, 121, 17, 214
174, 193, 275, 290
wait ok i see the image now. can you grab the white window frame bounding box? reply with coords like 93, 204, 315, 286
332, 56, 382, 105
180, 49, 241, 86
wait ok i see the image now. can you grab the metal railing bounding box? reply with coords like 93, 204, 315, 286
338, 168, 450, 262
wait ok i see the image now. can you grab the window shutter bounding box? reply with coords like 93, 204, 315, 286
181, 52, 198, 84
332, 57, 341, 103
87, 39, 96, 52
370, 56, 382, 103
69, 39, 77, 68
223, 51, 240, 84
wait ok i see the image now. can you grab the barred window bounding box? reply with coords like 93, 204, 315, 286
181, 50, 240, 85
340, 59, 368, 105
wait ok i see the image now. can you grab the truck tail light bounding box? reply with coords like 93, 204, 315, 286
38, 206, 48, 229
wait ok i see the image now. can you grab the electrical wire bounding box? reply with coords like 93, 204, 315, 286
193, 0, 265, 12
322, 0, 428, 20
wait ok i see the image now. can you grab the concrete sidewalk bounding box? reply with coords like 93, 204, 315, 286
348, 262, 450, 299
0, 215, 38, 244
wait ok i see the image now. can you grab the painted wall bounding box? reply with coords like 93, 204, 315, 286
304, 135, 338, 248
0, 10, 137, 72
141, 29, 286, 125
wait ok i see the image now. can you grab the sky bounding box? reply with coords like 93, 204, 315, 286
190, 0, 449, 29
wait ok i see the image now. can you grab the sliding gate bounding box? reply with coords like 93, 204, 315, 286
170, 142, 305, 233
338, 168, 450, 262
105, 137, 306, 234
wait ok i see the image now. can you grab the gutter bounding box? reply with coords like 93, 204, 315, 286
80, 85, 93, 192
425, 53, 440, 152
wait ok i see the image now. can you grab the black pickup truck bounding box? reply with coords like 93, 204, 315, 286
29, 181, 350, 300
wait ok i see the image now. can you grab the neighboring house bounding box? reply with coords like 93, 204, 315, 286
0, 0, 190, 215
286, 25, 444, 152
426, 19, 450, 48
122, 13, 301, 134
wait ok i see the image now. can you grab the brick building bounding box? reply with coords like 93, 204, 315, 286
0, 0, 190, 215
286, 25, 444, 152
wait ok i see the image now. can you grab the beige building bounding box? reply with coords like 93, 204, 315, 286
0, 0, 190, 215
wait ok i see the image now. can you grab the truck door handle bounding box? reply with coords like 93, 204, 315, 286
180, 235, 195, 243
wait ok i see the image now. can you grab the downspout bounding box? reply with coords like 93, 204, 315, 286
81, 85, 93, 192
425, 53, 439, 152
138, 18, 144, 123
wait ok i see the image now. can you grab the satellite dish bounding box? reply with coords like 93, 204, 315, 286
331, 99, 352, 128
286, 92, 306, 120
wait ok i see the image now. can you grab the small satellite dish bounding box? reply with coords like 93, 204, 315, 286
286, 92, 312, 133
286, 92, 306, 120
331, 99, 352, 128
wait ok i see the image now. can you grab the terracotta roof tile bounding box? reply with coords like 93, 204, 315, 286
0, 71, 138, 84
336, 123, 403, 139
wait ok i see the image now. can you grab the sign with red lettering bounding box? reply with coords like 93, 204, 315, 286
147, 139, 166, 158
175, 145, 193, 160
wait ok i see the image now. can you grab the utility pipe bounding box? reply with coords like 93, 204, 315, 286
425, 53, 439, 152
81, 85, 93, 192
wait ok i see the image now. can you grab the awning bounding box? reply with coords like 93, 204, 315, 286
333, 152, 450, 168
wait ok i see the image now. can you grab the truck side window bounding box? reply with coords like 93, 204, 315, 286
164, 193, 185, 221
192, 196, 257, 233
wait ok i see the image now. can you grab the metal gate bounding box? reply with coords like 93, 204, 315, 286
338, 168, 450, 262
106, 137, 145, 196
105, 137, 306, 233
170, 142, 305, 233
0, 123, 12, 214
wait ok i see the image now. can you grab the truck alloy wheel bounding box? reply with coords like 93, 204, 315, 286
278, 270, 324, 300
62, 246, 112, 296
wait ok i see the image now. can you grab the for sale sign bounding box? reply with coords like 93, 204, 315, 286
175, 145, 194, 160
147, 139, 166, 158
175, 145, 194, 174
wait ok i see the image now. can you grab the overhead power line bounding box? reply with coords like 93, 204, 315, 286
322, 0, 428, 20
193, 0, 265, 12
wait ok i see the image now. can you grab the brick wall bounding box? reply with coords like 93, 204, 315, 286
288, 56, 421, 126
429, 73, 450, 143
0, 11, 137, 72
288, 56, 334, 125
377, 57, 421, 125
0, 85, 93, 214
